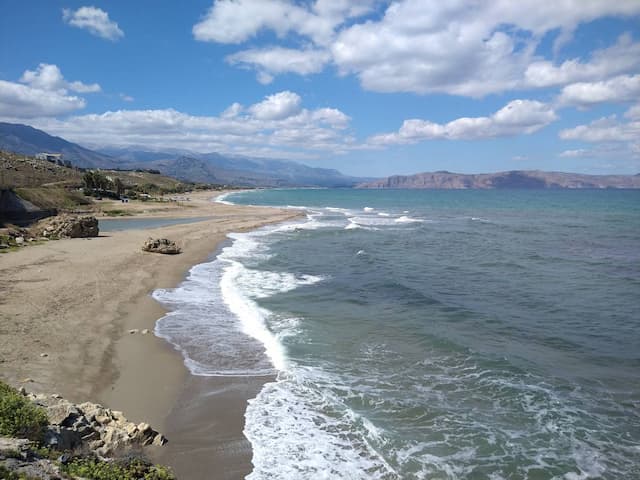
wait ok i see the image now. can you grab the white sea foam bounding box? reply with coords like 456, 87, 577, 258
363, 207, 374, 212
245, 369, 398, 480
378, 212, 390, 217
219, 260, 288, 371
214, 191, 234, 205
273, 211, 344, 231
153, 260, 275, 376
350, 216, 395, 227
326, 207, 351, 214
152, 212, 325, 377
395, 215, 424, 223
345, 220, 363, 230
236, 269, 324, 299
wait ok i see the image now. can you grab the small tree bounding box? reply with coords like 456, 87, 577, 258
83, 170, 113, 194
113, 177, 124, 196
82, 171, 96, 190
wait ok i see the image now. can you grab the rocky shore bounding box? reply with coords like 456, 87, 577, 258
0, 384, 172, 479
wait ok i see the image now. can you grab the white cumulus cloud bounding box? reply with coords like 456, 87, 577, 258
332, 1, 640, 96
369, 100, 557, 145
194, 0, 640, 95
0, 64, 101, 118
0, 80, 86, 118
248, 91, 302, 120
227, 47, 331, 84
193, 0, 376, 46
559, 112, 640, 143
525, 34, 640, 88
557, 74, 640, 107
20, 63, 101, 94
63, 6, 124, 41
558, 103, 640, 162
16, 91, 354, 158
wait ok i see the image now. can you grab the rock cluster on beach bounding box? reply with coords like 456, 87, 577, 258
142, 237, 181, 254
23, 390, 167, 457
32, 214, 99, 239
0, 388, 169, 479
1, 214, 98, 250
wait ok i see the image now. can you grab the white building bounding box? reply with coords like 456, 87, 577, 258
36, 153, 63, 162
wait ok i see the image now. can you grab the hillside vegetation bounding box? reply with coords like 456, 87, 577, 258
0, 150, 206, 215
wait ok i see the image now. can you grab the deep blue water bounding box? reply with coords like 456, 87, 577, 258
157, 189, 640, 479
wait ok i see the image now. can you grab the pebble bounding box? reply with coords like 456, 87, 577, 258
128, 329, 139, 334
141, 329, 150, 335
40, 353, 49, 357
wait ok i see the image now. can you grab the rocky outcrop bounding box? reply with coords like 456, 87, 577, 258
25, 391, 167, 458
32, 214, 99, 238
357, 170, 640, 189
142, 237, 181, 254
0, 188, 57, 226
0, 436, 65, 480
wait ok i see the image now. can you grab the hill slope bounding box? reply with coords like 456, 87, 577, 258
102, 148, 361, 187
0, 123, 360, 187
0, 122, 119, 168
357, 170, 640, 189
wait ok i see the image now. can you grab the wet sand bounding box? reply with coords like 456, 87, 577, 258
154, 375, 273, 480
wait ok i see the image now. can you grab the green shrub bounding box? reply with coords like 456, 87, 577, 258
102, 209, 132, 217
0, 382, 48, 441
62, 457, 175, 480
0, 465, 36, 480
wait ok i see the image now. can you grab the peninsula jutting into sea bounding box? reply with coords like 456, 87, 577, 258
2, 2, 640, 479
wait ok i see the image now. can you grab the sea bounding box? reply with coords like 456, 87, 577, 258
152, 188, 640, 480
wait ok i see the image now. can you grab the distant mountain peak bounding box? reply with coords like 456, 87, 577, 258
0, 122, 363, 187
357, 170, 640, 189
0, 122, 118, 169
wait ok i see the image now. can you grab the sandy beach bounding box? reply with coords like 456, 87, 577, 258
0, 191, 300, 479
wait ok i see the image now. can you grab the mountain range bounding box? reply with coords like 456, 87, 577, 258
357, 170, 640, 189
0, 122, 361, 187
2, 122, 639, 190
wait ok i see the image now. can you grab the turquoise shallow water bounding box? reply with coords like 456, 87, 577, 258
98, 216, 212, 231
157, 189, 640, 479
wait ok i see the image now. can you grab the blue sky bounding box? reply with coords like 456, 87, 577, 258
1, 1, 639, 176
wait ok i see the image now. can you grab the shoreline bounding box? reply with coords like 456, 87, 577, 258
0, 190, 302, 479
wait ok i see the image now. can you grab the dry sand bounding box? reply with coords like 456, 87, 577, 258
0, 191, 301, 479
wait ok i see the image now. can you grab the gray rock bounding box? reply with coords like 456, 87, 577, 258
23, 391, 168, 458
0, 436, 31, 454
32, 214, 99, 238
142, 237, 181, 255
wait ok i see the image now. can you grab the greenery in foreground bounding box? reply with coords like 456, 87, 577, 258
62, 457, 175, 480
0, 382, 48, 442
0, 381, 176, 479
0, 464, 42, 480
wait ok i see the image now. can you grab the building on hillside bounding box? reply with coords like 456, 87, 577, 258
36, 153, 63, 163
